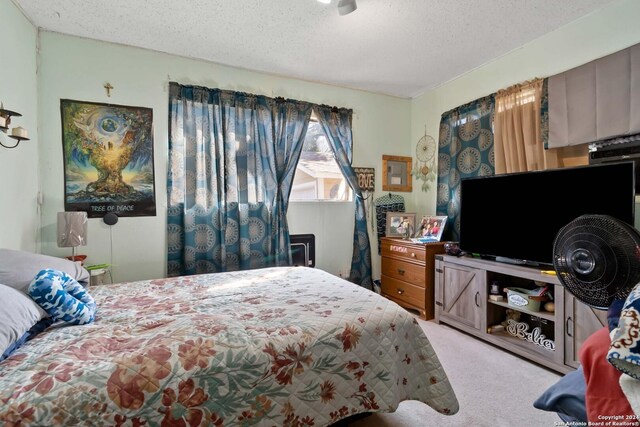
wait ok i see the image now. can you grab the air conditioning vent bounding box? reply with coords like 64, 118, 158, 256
290, 234, 315, 267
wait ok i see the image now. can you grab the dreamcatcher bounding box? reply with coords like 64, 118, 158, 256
413, 128, 436, 192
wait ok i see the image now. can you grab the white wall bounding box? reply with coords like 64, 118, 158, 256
32, 0, 640, 281
0, 0, 39, 251
37, 31, 411, 282
410, 0, 640, 218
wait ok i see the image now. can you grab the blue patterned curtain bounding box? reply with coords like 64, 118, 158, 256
314, 106, 372, 290
167, 83, 312, 276
436, 95, 495, 241
541, 78, 550, 149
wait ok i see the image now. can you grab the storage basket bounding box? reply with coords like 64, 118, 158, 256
90, 268, 107, 286
505, 287, 547, 312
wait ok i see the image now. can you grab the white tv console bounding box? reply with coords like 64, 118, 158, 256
434, 254, 608, 373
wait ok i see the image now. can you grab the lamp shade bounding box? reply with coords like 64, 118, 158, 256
57, 211, 88, 248
338, 0, 357, 15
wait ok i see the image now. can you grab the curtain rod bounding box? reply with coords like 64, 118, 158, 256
170, 82, 352, 113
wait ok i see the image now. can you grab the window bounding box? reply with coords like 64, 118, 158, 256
290, 118, 352, 201
495, 86, 536, 114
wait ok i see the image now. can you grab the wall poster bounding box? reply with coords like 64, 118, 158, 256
61, 99, 156, 218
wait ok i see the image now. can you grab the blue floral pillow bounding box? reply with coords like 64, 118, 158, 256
608, 283, 640, 379
28, 269, 96, 325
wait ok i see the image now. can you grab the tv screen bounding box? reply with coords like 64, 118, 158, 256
459, 162, 636, 267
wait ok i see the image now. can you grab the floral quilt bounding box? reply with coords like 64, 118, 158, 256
0, 267, 458, 426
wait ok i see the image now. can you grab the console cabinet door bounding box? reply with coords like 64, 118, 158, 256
436, 263, 484, 331
564, 293, 608, 368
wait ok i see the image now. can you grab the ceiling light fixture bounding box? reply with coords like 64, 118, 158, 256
337, 0, 357, 15
317, 0, 331, 3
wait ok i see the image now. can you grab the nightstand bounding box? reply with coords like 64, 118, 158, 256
380, 238, 446, 320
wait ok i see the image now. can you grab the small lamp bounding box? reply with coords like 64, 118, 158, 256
57, 211, 88, 262
337, 0, 357, 15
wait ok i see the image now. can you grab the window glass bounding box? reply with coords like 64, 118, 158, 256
290, 119, 352, 201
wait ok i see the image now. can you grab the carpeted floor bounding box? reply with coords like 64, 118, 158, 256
351, 317, 564, 427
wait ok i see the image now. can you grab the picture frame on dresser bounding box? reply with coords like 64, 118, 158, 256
386, 212, 416, 238
414, 215, 447, 241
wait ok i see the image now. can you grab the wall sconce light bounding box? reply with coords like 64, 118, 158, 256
0, 102, 29, 149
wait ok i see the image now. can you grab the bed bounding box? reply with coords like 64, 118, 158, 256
0, 265, 458, 426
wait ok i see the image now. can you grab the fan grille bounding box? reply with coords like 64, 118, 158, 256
553, 215, 640, 309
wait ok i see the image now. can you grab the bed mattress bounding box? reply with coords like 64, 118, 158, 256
0, 266, 458, 426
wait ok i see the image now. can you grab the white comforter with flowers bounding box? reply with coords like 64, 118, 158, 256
0, 266, 458, 426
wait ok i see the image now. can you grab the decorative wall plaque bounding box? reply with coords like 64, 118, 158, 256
506, 319, 555, 351
354, 167, 375, 192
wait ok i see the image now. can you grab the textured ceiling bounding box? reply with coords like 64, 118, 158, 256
15, 0, 617, 98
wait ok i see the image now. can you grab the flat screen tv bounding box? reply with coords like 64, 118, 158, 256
459, 162, 636, 267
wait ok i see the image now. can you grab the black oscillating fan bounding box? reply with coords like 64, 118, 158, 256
553, 214, 640, 309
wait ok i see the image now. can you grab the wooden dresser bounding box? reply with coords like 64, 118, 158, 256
381, 238, 446, 320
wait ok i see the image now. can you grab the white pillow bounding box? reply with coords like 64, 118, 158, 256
0, 248, 90, 293
0, 284, 47, 358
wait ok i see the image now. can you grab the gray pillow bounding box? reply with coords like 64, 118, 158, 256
0, 284, 47, 357
0, 249, 90, 293
533, 365, 587, 422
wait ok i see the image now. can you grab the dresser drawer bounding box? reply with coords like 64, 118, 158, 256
381, 275, 425, 308
381, 240, 426, 263
381, 258, 426, 286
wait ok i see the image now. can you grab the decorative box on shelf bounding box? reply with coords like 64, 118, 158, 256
505, 287, 548, 312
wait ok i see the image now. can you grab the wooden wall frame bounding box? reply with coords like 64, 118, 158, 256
382, 155, 412, 192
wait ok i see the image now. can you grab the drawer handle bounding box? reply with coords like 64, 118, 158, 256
566, 316, 573, 338
397, 289, 405, 295
397, 268, 405, 275
475, 291, 480, 307
410, 252, 416, 258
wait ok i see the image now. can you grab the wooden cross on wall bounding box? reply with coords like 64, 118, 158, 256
104, 83, 114, 97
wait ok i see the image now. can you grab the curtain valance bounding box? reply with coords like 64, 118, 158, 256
548, 42, 640, 148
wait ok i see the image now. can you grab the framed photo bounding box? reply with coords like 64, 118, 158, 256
386, 212, 416, 238
414, 215, 447, 242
